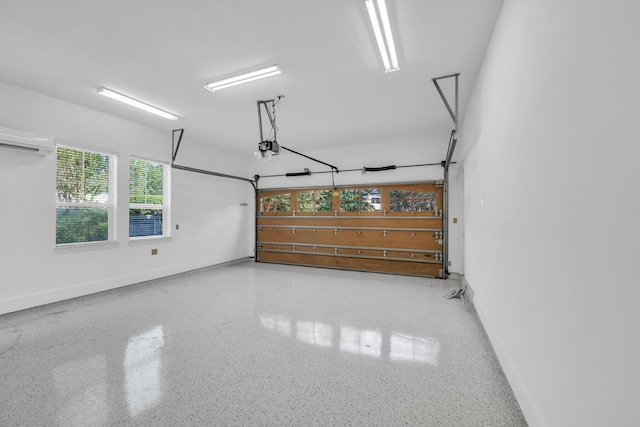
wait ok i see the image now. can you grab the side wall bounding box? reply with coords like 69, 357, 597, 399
460, 1, 640, 426
0, 82, 255, 315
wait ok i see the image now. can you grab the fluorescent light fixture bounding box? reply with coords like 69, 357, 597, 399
365, 0, 399, 73
96, 87, 178, 120
205, 65, 282, 92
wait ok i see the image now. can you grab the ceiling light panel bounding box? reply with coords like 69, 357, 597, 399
365, 0, 399, 73
96, 88, 178, 120
204, 65, 282, 93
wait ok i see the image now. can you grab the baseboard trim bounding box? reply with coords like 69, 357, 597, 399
466, 277, 543, 427
0, 255, 252, 316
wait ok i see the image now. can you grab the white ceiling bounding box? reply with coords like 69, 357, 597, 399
0, 0, 503, 155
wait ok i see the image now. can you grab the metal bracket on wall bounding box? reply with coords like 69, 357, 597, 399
172, 129, 184, 163
431, 73, 459, 172
432, 73, 460, 279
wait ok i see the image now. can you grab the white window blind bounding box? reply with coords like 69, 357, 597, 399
56, 145, 117, 245
129, 158, 171, 238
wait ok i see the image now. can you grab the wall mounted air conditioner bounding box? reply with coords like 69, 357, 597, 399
0, 126, 54, 156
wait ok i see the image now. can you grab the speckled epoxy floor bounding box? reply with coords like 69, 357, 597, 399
0, 262, 527, 426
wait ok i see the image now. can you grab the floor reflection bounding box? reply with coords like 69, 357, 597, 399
260, 314, 439, 365
297, 321, 332, 347
340, 327, 382, 358
124, 325, 164, 417
260, 314, 291, 336
390, 332, 440, 365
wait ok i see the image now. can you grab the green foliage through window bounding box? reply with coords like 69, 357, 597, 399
390, 190, 437, 212
130, 159, 163, 205
261, 194, 291, 213
56, 146, 109, 203
129, 158, 168, 238
56, 207, 109, 244
297, 190, 332, 212
56, 146, 115, 244
340, 189, 380, 212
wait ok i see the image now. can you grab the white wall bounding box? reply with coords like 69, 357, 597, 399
253, 136, 447, 189
0, 82, 255, 315
460, 1, 640, 426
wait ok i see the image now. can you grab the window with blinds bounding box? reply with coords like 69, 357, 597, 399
56, 145, 117, 245
129, 158, 171, 238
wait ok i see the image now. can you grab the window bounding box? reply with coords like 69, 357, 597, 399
129, 158, 171, 238
340, 189, 381, 212
56, 145, 117, 245
260, 194, 291, 213
389, 190, 437, 212
297, 190, 332, 212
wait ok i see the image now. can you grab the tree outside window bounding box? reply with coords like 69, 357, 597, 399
297, 190, 332, 212
56, 146, 117, 245
340, 189, 381, 212
260, 194, 291, 213
389, 190, 437, 212
129, 158, 170, 238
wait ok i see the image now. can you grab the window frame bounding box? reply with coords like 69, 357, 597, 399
128, 156, 171, 240
55, 144, 118, 247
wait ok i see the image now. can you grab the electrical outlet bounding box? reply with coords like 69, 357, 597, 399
448, 261, 452, 266
453, 217, 458, 224
175, 224, 179, 230
151, 249, 158, 255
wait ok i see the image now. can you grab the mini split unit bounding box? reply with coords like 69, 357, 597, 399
0, 126, 54, 155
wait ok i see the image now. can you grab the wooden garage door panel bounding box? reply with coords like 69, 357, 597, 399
258, 229, 441, 251
257, 251, 441, 277
258, 217, 442, 229
257, 183, 444, 277
258, 242, 439, 261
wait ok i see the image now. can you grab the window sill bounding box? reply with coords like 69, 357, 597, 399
128, 236, 172, 245
53, 240, 119, 253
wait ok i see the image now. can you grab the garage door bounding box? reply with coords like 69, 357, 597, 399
256, 182, 444, 277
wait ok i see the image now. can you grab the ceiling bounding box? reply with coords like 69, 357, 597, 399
0, 0, 503, 155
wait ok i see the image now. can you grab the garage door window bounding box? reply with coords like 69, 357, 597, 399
261, 194, 291, 213
297, 190, 332, 212
390, 190, 437, 212
340, 189, 381, 212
